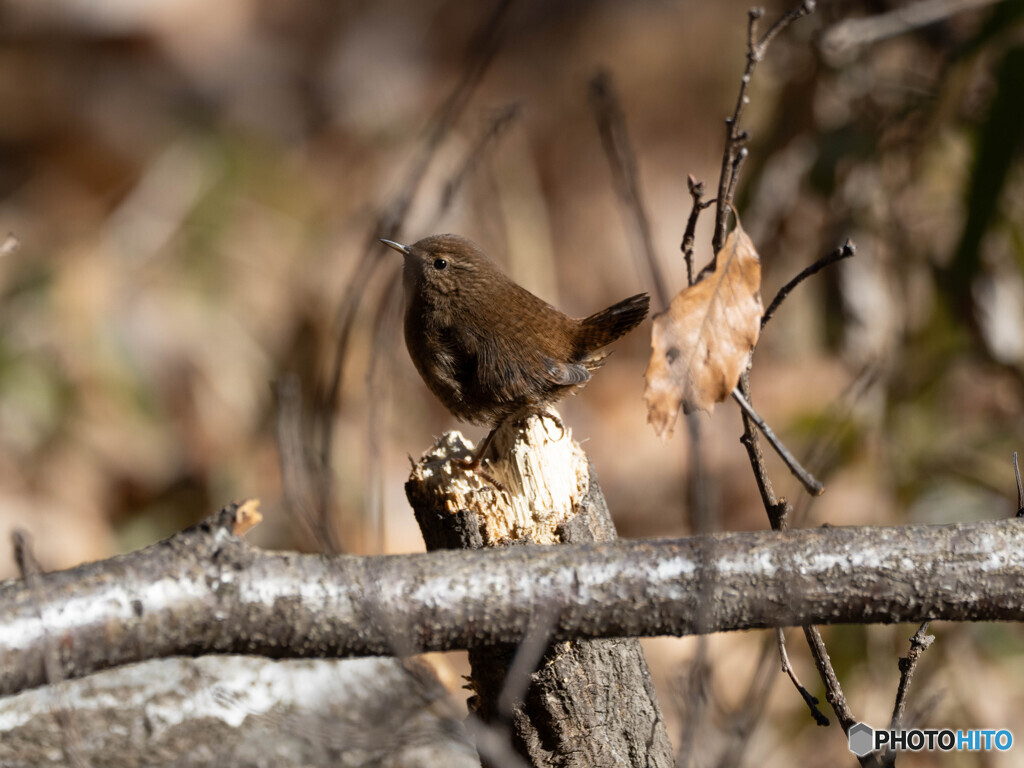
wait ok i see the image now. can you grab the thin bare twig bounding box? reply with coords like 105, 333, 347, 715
732, 387, 823, 496
740, 373, 861, 750
736, 370, 789, 521
711, 4, 825, 502
737, 372, 834, 737
762, 240, 856, 328
737, 374, 792, 530
804, 628, 885, 768
881, 622, 935, 766
890, 622, 935, 731
589, 69, 671, 309
712, 1, 816, 255
802, 626, 882, 768
681, 175, 712, 287
740, 237, 858, 519
778, 628, 829, 726
706, 8, 882, 754
1013, 452, 1023, 517
721, 147, 750, 247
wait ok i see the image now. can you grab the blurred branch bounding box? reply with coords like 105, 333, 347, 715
2, 655, 481, 767
275, 375, 340, 552
589, 69, 714, 549
437, 102, 523, 219
710, 634, 776, 768
587, 68, 721, 588
819, 0, 1000, 62
676, 633, 712, 768
3, 503, 1024, 699
364, 270, 404, 553
313, 0, 515, 545
589, 69, 670, 309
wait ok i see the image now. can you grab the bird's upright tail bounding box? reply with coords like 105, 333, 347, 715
575, 293, 650, 357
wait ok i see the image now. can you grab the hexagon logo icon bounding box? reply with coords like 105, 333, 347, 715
848, 722, 874, 757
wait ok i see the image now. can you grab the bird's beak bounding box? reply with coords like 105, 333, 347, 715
379, 239, 411, 255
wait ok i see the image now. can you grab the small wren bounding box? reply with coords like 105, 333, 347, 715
381, 234, 649, 480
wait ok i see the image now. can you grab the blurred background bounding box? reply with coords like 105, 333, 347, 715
0, 0, 1022, 765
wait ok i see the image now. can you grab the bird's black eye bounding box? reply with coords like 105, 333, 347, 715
433, 258, 448, 270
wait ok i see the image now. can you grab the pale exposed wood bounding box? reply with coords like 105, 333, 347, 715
405, 413, 674, 768
406, 416, 589, 545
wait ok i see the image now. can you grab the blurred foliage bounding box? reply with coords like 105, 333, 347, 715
0, 0, 1022, 765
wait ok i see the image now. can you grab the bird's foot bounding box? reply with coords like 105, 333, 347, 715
453, 454, 507, 493
535, 410, 566, 441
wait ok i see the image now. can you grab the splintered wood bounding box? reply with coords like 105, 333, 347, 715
403, 412, 675, 766
232, 499, 263, 536
406, 413, 588, 545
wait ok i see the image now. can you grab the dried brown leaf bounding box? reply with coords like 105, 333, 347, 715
644, 225, 763, 438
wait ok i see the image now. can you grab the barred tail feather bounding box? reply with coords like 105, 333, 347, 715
576, 293, 650, 356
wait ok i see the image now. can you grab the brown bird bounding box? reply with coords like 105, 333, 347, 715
382, 234, 649, 479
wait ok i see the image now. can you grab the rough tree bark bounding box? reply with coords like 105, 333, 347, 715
0, 656, 478, 768
404, 416, 675, 768
3, 502, 1023, 699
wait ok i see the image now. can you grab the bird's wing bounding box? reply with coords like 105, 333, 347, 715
473, 334, 538, 403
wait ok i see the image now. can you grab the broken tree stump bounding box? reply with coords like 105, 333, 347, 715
405, 414, 673, 768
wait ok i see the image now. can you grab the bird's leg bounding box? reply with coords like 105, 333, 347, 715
454, 423, 506, 492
